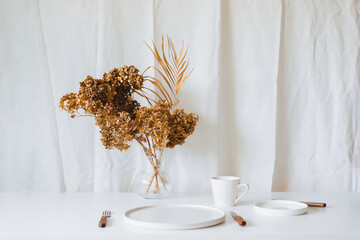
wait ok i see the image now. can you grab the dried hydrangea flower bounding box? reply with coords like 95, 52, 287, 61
166, 109, 198, 148
59, 93, 79, 118
134, 104, 172, 151
76, 65, 143, 119
95, 112, 135, 151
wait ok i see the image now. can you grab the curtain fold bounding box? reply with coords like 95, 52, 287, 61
0, 0, 359, 192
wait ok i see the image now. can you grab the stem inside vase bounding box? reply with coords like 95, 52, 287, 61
135, 147, 172, 199
145, 148, 167, 193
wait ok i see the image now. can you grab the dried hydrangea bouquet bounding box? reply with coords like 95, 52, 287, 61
59, 36, 198, 198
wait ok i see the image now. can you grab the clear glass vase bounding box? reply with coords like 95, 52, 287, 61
134, 148, 172, 199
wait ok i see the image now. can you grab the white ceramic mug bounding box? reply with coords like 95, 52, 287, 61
211, 176, 249, 207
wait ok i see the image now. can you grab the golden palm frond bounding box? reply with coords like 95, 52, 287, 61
144, 35, 193, 109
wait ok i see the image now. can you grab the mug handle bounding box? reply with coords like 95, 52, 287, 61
235, 183, 249, 205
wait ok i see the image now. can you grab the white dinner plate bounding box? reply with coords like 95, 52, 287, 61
254, 200, 308, 216
124, 204, 225, 230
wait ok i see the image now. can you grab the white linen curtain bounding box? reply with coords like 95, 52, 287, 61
0, 0, 359, 192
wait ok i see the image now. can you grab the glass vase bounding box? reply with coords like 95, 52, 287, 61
134, 148, 172, 199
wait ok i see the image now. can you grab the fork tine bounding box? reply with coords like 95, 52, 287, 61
102, 210, 111, 217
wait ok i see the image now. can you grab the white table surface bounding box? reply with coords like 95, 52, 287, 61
0, 192, 359, 240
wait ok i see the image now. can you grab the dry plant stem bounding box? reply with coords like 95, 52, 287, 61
151, 157, 168, 192
135, 138, 164, 193
142, 85, 165, 102
160, 173, 167, 191
148, 157, 159, 192
145, 136, 152, 149
143, 149, 168, 193
152, 139, 158, 160
147, 170, 167, 193
134, 90, 154, 106
75, 110, 94, 118
146, 173, 155, 192
155, 171, 160, 191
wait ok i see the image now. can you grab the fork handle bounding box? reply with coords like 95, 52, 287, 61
98, 216, 107, 228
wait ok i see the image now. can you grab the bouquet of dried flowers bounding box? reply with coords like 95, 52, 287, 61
59, 36, 198, 195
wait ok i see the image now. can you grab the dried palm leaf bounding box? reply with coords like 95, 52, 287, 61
144, 35, 193, 110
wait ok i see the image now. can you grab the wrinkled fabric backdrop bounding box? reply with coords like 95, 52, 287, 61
0, 0, 359, 192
